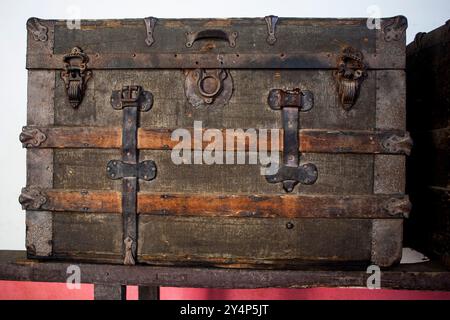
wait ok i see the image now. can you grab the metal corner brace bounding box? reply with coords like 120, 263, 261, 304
265, 89, 318, 193
108, 85, 156, 265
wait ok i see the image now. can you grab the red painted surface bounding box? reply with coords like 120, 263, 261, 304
0, 281, 449, 300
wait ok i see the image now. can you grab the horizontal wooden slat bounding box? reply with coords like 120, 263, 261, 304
27, 189, 410, 218
28, 127, 121, 148
43, 190, 122, 213
26, 52, 403, 70
23, 126, 412, 155
137, 193, 410, 218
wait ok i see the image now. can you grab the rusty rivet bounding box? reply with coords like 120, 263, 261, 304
286, 222, 294, 229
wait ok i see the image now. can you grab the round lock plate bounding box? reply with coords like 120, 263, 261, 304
184, 69, 233, 108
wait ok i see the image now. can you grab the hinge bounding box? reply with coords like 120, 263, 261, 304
265, 89, 318, 193
107, 85, 156, 265
144, 17, 158, 47
264, 15, 278, 45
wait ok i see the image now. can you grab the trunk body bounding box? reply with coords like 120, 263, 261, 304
22, 16, 409, 267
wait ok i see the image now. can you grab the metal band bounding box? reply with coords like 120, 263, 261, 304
266, 89, 318, 192
108, 86, 155, 265
122, 106, 138, 265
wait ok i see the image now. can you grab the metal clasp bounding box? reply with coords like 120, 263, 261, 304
111, 85, 153, 111
60, 47, 92, 108
335, 47, 367, 111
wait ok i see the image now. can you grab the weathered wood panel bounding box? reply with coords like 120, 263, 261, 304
52, 19, 377, 55
2, 250, 450, 290
374, 155, 405, 194
34, 127, 121, 148
43, 190, 121, 213
54, 149, 121, 191
376, 70, 406, 131
138, 216, 373, 266
54, 69, 377, 131
371, 219, 403, 267
140, 151, 374, 195
25, 126, 411, 155
26, 18, 405, 69
137, 193, 409, 219
53, 213, 122, 263
31, 190, 409, 219
52, 148, 373, 195
25, 70, 55, 258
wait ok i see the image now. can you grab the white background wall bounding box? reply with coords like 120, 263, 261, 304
0, 0, 449, 249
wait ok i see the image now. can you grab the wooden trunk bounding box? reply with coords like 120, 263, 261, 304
21, 16, 410, 268
406, 21, 450, 267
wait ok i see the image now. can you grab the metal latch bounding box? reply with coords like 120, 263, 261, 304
335, 47, 367, 111
60, 47, 92, 109
265, 89, 318, 192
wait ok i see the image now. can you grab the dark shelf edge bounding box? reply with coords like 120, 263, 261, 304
0, 250, 449, 291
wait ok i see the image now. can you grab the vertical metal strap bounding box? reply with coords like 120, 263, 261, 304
122, 106, 138, 265
282, 107, 299, 167
108, 86, 155, 265
265, 89, 318, 193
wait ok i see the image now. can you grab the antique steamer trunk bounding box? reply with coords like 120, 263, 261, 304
21, 16, 411, 267
406, 21, 450, 267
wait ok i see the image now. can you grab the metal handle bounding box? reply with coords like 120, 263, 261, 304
185, 29, 238, 48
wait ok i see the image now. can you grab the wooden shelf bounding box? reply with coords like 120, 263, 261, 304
0, 250, 449, 299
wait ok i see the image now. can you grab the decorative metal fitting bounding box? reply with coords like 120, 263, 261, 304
384, 196, 411, 218
27, 17, 48, 42
265, 89, 318, 193
19, 186, 47, 210
61, 47, 92, 108
382, 15, 408, 42
382, 132, 413, 155
123, 236, 136, 265
264, 15, 278, 45
144, 16, 157, 47
106, 160, 157, 181
111, 85, 153, 111
335, 47, 367, 111
185, 69, 233, 108
19, 127, 46, 148
185, 29, 238, 48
